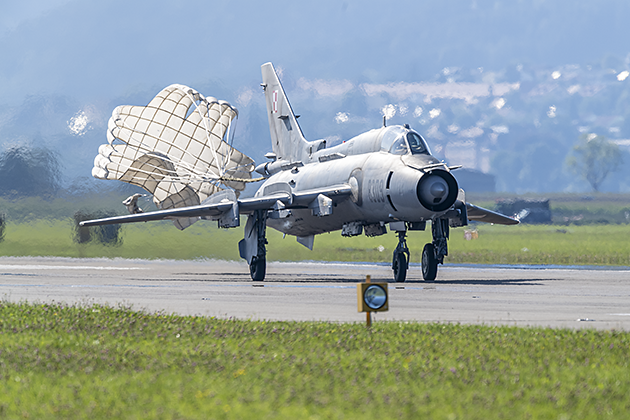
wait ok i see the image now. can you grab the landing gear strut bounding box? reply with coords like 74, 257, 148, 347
422, 218, 449, 281
250, 210, 267, 281
392, 230, 410, 282
239, 209, 268, 281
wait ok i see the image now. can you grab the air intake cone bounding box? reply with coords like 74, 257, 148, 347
416, 170, 458, 212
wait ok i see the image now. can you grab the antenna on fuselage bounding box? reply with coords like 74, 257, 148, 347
383, 115, 386, 127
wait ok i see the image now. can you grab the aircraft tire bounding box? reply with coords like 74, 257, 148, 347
393, 252, 407, 283
422, 243, 438, 281
250, 257, 266, 281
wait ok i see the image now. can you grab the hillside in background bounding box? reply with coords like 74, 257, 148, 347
1, 0, 630, 194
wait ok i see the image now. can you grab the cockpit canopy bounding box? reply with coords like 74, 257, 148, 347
379, 126, 431, 156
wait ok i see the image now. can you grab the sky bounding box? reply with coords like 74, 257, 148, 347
0, 0, 74, 32
2, 0, 629, 104
1, 0, 630, 191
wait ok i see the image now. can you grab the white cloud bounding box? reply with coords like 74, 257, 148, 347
425, 124, 444, 140
491, 83, 520, 96
362, 81, 491, 104
447, 124, 459, 134
459, 127, 483, 138
381, 104, 396, 120
298, 78, 354, 97
445, 140, 476, 169
236, 89, 254, 107
335, 112, 349, 123
567, 85, 580, 95
491, 97, 505, 110
68, 110, 89, 136
491, 125, 509, 134
618, 71, 630, 81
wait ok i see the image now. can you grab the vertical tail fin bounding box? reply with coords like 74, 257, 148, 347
261, 62, 315, 162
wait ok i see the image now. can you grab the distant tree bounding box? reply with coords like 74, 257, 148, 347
0, 146, 61, 198
566, 134, 622, 192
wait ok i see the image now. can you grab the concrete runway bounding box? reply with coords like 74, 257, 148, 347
1, 256, 629, 330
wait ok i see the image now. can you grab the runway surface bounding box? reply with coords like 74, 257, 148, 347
1, 256, 629, 330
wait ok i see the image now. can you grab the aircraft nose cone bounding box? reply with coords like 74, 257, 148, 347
430, 182, 446, 198
416, 170, 459, 212
418, 175, 448, 205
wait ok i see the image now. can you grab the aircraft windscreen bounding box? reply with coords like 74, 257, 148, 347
380, 127, 431, 155
406, 132, 430, 155
380, 126, 407, 153
389, 136, 409, 155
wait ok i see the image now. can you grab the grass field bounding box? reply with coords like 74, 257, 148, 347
1, 301, 629, 419
2, 197, 630, 418
1, 219, 630, 267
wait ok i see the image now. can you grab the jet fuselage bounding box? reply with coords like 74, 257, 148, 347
256, 125, 459, 237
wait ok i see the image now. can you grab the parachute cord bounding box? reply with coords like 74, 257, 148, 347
187, 89, 223, 178
219, 176, 266, 183
222, 116, 237, 178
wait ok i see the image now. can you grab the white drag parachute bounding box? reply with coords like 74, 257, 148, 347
92, 84, 255, 229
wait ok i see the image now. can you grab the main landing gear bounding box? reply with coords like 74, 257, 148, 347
391, 218, 449, 282
250, 210, 268, 281
239, 209, 268, 281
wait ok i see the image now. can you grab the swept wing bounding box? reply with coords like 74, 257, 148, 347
80, 184, 353, 227
466, 203, 519, 225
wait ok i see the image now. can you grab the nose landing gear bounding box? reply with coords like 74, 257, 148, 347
392, 230, 410, 282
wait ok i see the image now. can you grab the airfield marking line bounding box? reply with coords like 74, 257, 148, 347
0, 282, 357, 290
0, 264, 145, 271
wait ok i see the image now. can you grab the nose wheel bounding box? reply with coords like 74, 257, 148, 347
392, 230, 410, 282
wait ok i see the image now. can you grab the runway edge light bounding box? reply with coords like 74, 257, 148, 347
357, 275, 388, 323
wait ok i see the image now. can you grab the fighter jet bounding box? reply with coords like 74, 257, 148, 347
81, 62, 518, 282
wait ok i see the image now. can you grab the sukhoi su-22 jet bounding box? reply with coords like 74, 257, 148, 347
82, 62, 518, 281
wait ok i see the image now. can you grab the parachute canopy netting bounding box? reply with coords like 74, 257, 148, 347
92, 84, 255, 229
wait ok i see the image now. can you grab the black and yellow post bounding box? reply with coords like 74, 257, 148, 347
357, 274, 388, 327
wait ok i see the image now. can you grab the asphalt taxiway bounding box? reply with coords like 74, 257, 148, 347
1, 256, 629, 330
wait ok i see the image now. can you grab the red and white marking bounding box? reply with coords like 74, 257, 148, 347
272, 90, 278, 113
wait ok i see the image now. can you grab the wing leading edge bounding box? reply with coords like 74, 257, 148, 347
79, 184, 353, 228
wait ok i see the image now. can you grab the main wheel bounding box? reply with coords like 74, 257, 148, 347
421, 243, 438, 281
392, 252, 407, 283
250, 256, 266, 281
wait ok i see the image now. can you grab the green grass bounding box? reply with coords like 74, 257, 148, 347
466, 192, 630, 225
1, 219, 630, 267
446, 224, 630, 266
1, 301, 629, 419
